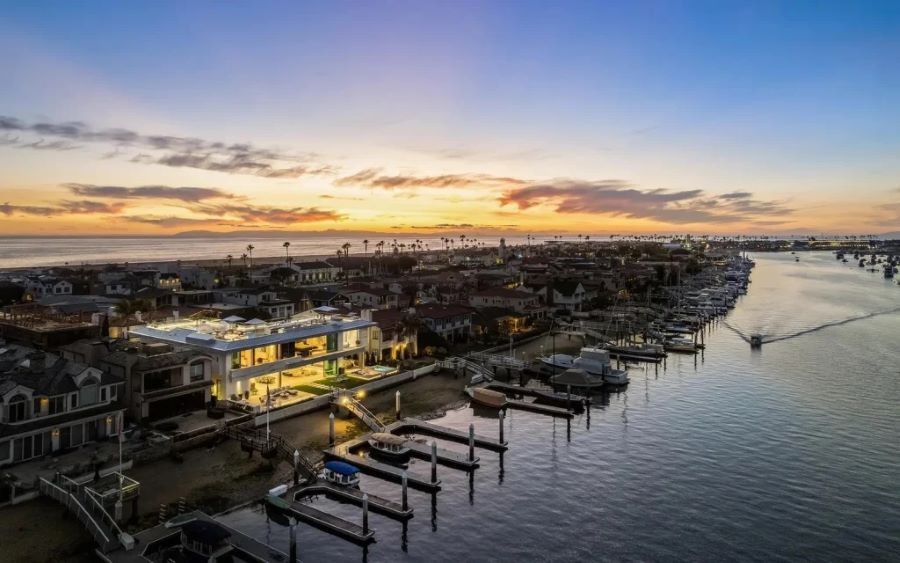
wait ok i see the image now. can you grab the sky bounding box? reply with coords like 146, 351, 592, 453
1, 0, 898, 236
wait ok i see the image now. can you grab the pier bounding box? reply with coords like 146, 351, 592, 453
322, 446, 441, 492
278, 499, 375, 545
292, 482, 413, 520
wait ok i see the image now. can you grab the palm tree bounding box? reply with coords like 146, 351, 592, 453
226, 254, 233, 269
246, 244, 255, 269
342, 242, 351, 257
241, 253, 248, 268
283, 241, 291, 264
362, 239, 369, 256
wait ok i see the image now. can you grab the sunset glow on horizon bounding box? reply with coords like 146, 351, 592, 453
1, 1, 898, 237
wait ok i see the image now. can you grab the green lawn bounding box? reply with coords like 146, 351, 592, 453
312, 377, 365, 390
292, 385, 331, 396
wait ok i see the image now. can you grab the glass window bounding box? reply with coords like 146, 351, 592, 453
70, 394, 78, 409
190, 362, 205, 382
71, 423, 84, 446
7, 395, 27, 423
49, 396, 64, 414
231, 352, 241, 369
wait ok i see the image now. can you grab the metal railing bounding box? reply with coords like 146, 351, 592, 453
336, 394, 385, 432
465, 352, 526, 370
438, 357, 496, 384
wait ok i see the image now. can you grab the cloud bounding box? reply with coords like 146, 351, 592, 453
499, 180, 793, 225
0, 115, 335, 179
0, 203, 59, 216
66, 183, 237, 202
335, 168, 527, 190
1, 200, 124, 216
187, 203, 344, 224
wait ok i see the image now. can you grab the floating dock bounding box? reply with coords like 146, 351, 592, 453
292, 482, 412, 520
323, 446, 441, 492
281, 499, 375, 545
505, 399, 574, 418
393, 418, 508, 451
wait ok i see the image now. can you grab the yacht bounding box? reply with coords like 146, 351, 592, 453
538, 353, 575, 374
571, 347, 630, 386
665, 337, 699, 353
322, 461, 361, 487
605, 341, 667, 362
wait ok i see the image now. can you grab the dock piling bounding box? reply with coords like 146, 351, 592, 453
362, 494, 369, 535
395, 390, 401, 419
401, 472, 408, 512
293, 449, 300, 485
328, 412, 335, 447
430, 441, 438, 484
468, 424, 475, 462
289, 522, 297, 563
499, 410, 505, 444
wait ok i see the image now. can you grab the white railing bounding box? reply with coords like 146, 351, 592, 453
40, 478, 118, 552
465, 352, 525, 370
338, 395, 385, 432
438, 357, 496, 384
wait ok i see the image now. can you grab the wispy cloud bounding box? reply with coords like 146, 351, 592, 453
1, 200, 123, 216
0, 115, 336, 179
335, 168, 527, 190
66, 183, 237, 202
499, 180, 793, 225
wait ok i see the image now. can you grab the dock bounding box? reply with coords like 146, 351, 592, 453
487, 381, 588, 411
505, 399, 574, 418
392, 418, 508, 451
323, 446, 441, 492
282, 499, 375, 544
292, 482, 412, 520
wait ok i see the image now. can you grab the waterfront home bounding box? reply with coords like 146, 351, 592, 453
129, 309, 375, 405
216, 288, 295, 320
414, 303, 473, 343
293, 261, 340, 285
366, 308, 418, 361
99, 342, 214, 422
0, 346, 124, 468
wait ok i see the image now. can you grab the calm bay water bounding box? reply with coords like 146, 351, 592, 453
0, 235, 521, 269
218, 251, 900, 562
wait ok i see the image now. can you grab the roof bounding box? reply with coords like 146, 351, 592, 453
471, 287, 535, 299
415, 303, 474, 320
181, 520, 231, 544
553, 281, 584, 296
325, 460, 359, 476
294, 261, 334, 269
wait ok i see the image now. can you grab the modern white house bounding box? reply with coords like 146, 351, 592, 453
216, 288, 296, 320
129, 309, 375, 403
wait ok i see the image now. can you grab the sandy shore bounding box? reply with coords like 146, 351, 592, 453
0, 369, 471, 560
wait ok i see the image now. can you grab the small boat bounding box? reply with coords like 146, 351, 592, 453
550, 368, 605, 391
538, 353, 574, 374
795, 256, 800, 262
572, 347, 629, 386
467, 387, 507, 409
367, 432, 411, 462
322, 460, 361, 487
750, 334, 763, 348
665, 337, 699, 353
268, 484, 289, 497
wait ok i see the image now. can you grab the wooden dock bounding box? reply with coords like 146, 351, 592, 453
323, 447, 441, 492
505, 399, 574, 418
283, 500, 375, 544
487, 381, 587, 412
292, 482, 412, 520
392, 418, 508, 451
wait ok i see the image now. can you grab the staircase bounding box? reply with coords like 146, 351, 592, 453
220, 424, 318, 479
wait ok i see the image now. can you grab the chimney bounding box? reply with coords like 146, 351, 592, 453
28, 352, 46, 373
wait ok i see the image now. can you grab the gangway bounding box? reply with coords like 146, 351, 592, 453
466, 351, 526, 371
332, 393, 385, 432
221, 424, 318, 480
437, 356, 496, 384
39, 476, 134, 554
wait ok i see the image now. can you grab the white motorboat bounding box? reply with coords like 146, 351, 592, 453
571, 347, 630, 386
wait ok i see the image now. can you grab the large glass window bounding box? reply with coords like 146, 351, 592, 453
326, 333, 338, 352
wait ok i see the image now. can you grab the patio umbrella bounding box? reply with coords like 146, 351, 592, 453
313, 306, 340, 314
245, 318, 267, 326
223, 315, 246, 323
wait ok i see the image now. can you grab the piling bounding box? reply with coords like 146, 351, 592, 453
468, 423, 475, 462
177, 496, 186, 514
328, 412, 335, 447
293, 449, 300, 485
499, 410, 505, 444
158, 504, 167, 524
362, 494, 369, 535
430, 441, 438, 484
395, 390, 402, 419
401, 472, 409, 511
114, 499, 123, 522
289, 522, 297, 563
566, 384, 571, 406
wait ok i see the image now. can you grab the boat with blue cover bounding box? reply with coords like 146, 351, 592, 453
321, 460, 361, 487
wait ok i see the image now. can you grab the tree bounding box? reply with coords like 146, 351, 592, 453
283, 242, 291, 263
246, 244, 255, 269
226, 254, 234, 269
342, 242, 351, 257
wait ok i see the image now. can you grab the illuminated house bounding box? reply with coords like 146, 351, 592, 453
129, 309, 374, 403
0, 346, 124, 467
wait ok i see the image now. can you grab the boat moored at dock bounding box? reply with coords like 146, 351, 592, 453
367, 432, 412, 462
322, 461, 361, 487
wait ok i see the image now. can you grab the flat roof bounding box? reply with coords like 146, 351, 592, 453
130, 313, 374, 352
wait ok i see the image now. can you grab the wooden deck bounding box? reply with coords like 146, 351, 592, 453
505, 399, 574, 418
392, 418, 508, 451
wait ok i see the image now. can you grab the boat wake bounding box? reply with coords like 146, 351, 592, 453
725, 305, 900, 345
